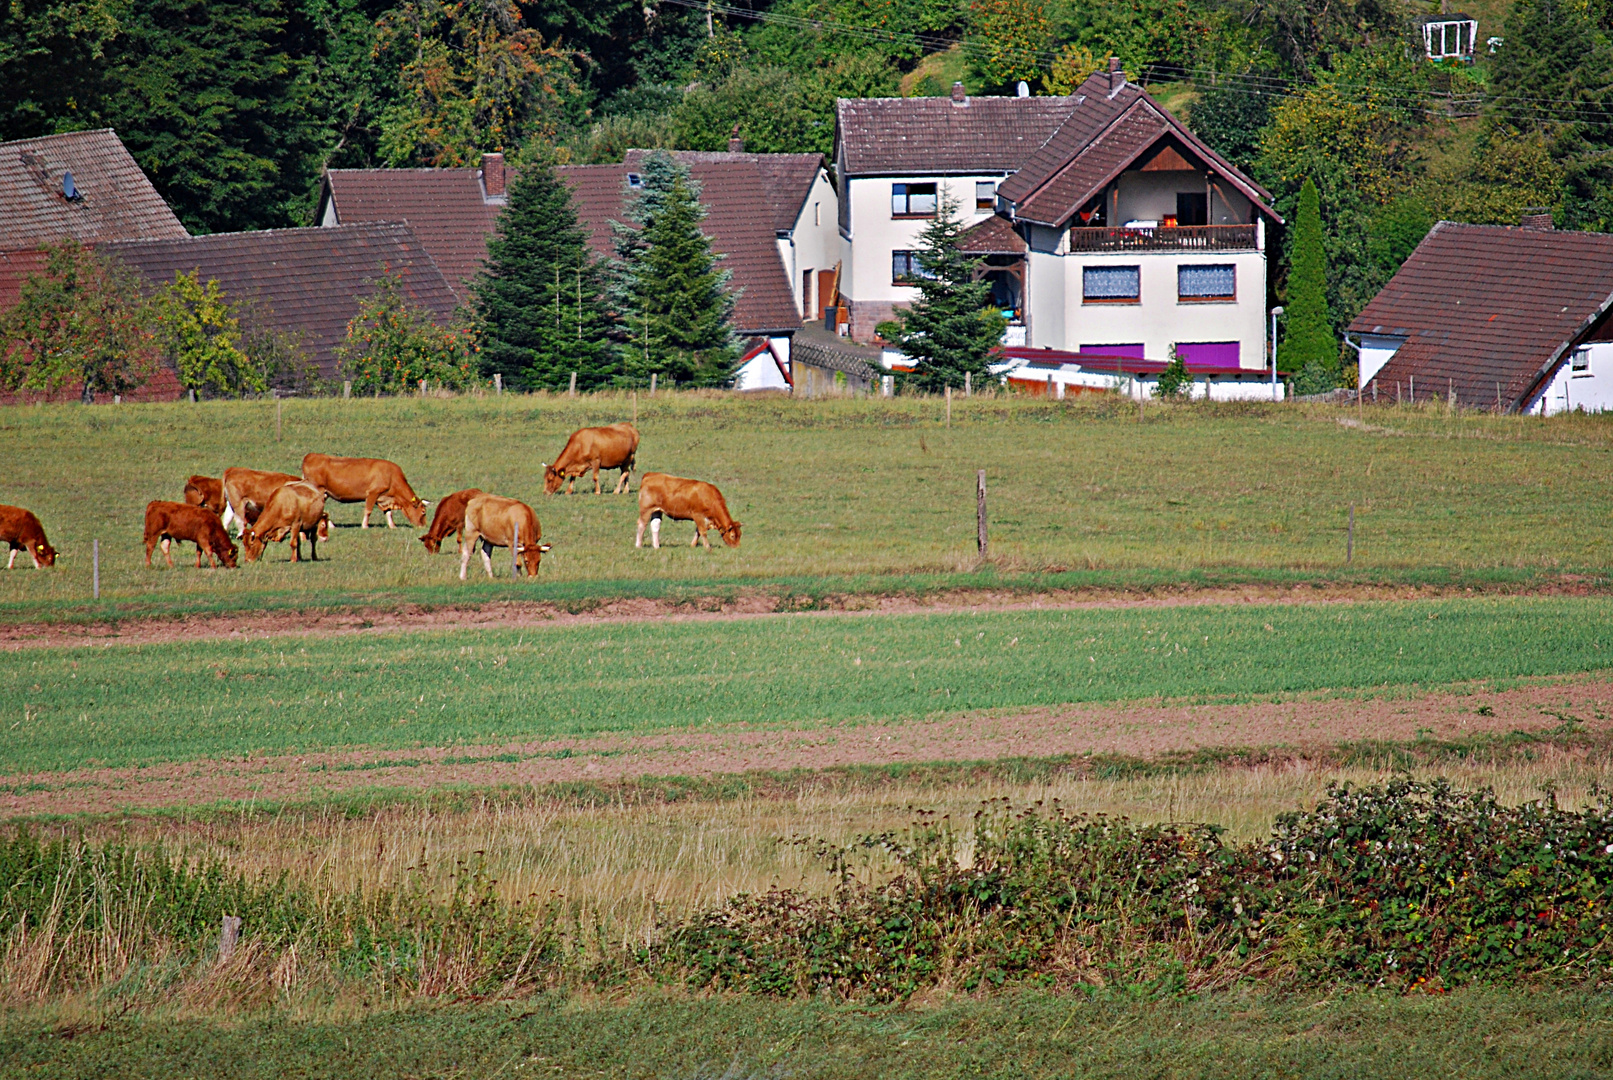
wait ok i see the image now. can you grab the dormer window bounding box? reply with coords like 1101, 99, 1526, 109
626, 172, 643, 189
891, 182, 937, 218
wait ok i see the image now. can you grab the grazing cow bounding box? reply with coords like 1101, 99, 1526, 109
241, 481, 329, 563
459, 494, 550, 579
144, 501, 239, 569
302, 453, 428, 528
0, 505, 57, 569
544, 422, 639, 495
221, 467, 301, 536
183, 475, 227, 518
419, 488, 484, 555
634, 473, 742, 549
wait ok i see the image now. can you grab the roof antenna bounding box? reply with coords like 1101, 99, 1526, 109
62, 171, 81, 202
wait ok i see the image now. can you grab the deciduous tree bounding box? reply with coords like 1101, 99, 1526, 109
149, 271, 265, 398
336, 273, 479, 394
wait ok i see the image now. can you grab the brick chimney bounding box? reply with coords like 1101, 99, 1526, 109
1520, 208, 1554, 230
728, 123, 744, 153
481, 152, 506, 198
1108, 57, 1124, 94
951, 81, 967, 105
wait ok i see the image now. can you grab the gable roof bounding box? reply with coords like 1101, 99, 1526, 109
957, 214, 1027, 254
321, 168, 500, 299
558, 161, 802, 335
623, 149, 825, 234
0, 129, 186, 253
1346, 221, 1613, 410
103, 223, 460, 380
998, 73, 1277, 227
835, 95, 1081, 176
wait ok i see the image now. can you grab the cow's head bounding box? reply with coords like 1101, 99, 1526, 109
517, 541, 553, 576
419, 531, 443, 555
240, 527, 267, 562
218, 539, 240, 569
542, 462, 565, 495
32, 539, 57, 568
316, 512, 331, 541
720, 521, 742, 548
391, 496, 429, 527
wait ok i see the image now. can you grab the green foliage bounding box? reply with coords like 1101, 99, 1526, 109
877, 193, 1006, 393
0, 0, 120, 140
967, 0, 1052, 93
336, 273, 479, 394
1156, 344, 1191, 398
1284, 178, 1336, 393
0, 241, 157, 401
1366, 196, 1433, 277
149, 271, 267, 398
473, 164, 613, 391
611, 152, 737, 388
1189, 73, 1275, 173
1435, 133, 1563, 226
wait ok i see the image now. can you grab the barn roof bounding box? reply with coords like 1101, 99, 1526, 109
623, 149, 825, 234
1347, 221, 1613, 410
104, 223, 460, 380
835, 94, 1079, 177
320, 168, 500, 300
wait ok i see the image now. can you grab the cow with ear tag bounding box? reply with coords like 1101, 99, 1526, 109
543, 422, 639, 495
459, 494, 551, 579
634, 473, 741, 549
0, 505, 57, 568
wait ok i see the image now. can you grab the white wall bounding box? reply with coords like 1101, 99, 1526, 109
784, 168, 842, 318
1535, 344, 1613, 414
839, 173, 1006, 307
1356, 334, 1404, 386
734, 337, 793, 392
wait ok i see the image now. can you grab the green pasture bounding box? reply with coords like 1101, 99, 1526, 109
7, 987, 1611, 1079
1, 393, 1612, 620
4, 595, 1611, 774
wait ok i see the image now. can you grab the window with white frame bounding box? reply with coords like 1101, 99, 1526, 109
1178, 264, 1236, 301
891, 182, 937, 218
1572, 347, 1592, 373
1083, 265, 1140, 302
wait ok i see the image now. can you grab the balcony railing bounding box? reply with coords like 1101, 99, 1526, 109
1068, 224, 1258, 252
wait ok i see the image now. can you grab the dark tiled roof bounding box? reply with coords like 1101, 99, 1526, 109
793, 337, 881, 383
999, 73, 1277, 227
0, 129, 186, 252
322, 168, 500, 299
1347, 222, 1613, 409
624, 150, 825, 233
103, 224, 460, 379
559, 162, 802, 335
836, 95, 1080, 176
957, 214, 1026, 254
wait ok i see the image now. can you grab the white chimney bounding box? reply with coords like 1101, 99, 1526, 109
1016, 81, 1030, 97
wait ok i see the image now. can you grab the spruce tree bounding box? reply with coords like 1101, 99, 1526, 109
612, 152, 737, 387
474, 164, 614, 391
876, 194, 1007, 393
1284, 178, 1338, 394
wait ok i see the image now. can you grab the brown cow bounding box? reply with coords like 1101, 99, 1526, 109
634, 473, 741, 549
419, 488, 484, 555
144, 501, 239, 569
302, 453, 428, 528
459, 494, 550, 579
544, 422, 639, 495
241, 481, 329, 563
221, 467, 301, 536
0, 505, 57, 569
183, 475, 227, 517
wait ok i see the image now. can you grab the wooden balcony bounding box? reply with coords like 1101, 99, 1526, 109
1067, 224, 1258, 252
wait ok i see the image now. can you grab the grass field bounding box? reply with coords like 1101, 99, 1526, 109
5, 595, 1612, 773
3, 393, 1613, 621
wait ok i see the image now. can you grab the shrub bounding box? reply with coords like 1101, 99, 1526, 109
337, 273, 480, 395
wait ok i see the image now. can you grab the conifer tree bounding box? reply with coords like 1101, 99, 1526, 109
474, 163, 613, 390
876, 193, 1006, 393
1284, 178, 1338, 394
612, 152, 737, 387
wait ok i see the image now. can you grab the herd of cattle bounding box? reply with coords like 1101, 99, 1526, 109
0, 422, 743, 578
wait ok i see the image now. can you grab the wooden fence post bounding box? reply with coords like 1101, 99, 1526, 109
219, 915, 242, 964
569, 372, 577, 397
650, 373, 657, 397
964, 371, 971, 397
493, 373, 502, 395
946, 385, 952, 427
976, 470, 988, 559
92, 539, 99, 600
1347, 504, 1354, 564
343, 380, 351, 399
275, 396, 282, 442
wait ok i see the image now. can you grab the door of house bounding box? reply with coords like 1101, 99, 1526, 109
817, 268, 837, 320
802, 269, 814, 321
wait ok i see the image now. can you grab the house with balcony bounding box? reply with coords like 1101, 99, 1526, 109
833, 63, 1283, 397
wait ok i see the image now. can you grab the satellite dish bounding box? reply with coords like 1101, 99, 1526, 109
62, 171, 80, 201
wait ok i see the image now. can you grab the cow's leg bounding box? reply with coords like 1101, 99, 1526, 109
5, 545, 15, 570
459, 530, 476, 580
385, 508, 397, 528
195, 543, 204, 569
635, 516, 646, 548
592, 461, 601, 495
307, 528, 318, 561
222, 503, 238, 535
480, 544, 495, 578
142, 539, 152, 568
162, 537, 174, 568
651, 513, 662, 549
362, 495, 374, 528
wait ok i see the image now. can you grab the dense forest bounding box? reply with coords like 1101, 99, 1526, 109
4, 0, 1611, 347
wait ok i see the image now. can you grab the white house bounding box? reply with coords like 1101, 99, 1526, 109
833, 64, 1283, 392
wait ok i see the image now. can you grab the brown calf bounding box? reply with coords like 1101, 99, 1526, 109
302, 453, 428, 528
183, 475, 227, 517
634, 473, 742, 549
241, 481, 328, 563
221, 467, 301, 536
0, 505, 57, 569
459, 494, 550, 579
144, 501, 239, 569
419, 488, 484, 554
544, 422, 639, 495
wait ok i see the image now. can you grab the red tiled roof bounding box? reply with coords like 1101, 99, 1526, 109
957, 214, 1026, 254
322, 168, 500, 299
559, 161, 802, 334
1347, 222, 1613, 410
835, 95, 1080, 176
103, 224, 460, 380
623, 150, 825, 233
0, 129, 186, 253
